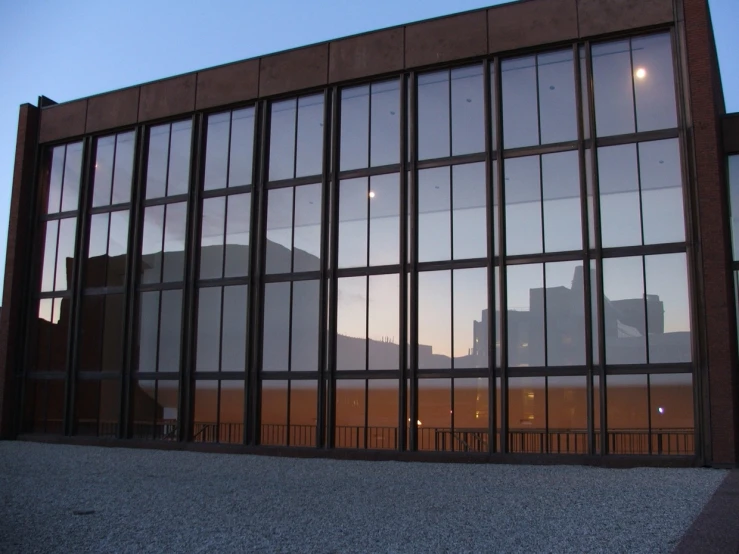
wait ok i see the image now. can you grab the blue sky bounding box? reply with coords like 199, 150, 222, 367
0, 0, 737, 300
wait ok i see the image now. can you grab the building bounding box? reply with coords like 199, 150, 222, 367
1, 0, 738, 466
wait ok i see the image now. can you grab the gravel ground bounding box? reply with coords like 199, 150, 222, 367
0, 442, 727, 554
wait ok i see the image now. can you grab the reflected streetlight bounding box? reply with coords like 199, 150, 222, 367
369, 191, 376, 199
635, 67, 647, 80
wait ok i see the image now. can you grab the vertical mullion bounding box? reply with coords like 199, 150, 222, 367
398, 74, 408, 452
409, 71, 419, 452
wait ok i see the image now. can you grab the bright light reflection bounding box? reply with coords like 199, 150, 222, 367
369, 191, 375, 198
635, 67, 647, 80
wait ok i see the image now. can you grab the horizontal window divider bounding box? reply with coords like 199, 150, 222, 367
601, 242, 686, 258
338, 164, 401, 181
134, 372, 180, 380
417, 369, 490, 379
142, 193, 189, 207
335, 265, 401, 278
335, 370, 400, 380
604, 363, 693, 374
507, 366, 588, 377
38, 291, 72, 299
81, 286, 126, 296
263, 271, 321, 283
89, 203, 132, 215
23, 372, 66, 381
417, 258, 487, 273
137, 282, 185, 293
417, 152, 486, 170
260, 371, 320, 380
266, 175, 322, 189
503, 141, 579, 159
41, 210, 79, 222
595, 128, 679, 148
192, 372, 247, 380
506, 251, 586, 266
201, 184, 253, 199
76, 372, 122, 380
197, 276, 250, 288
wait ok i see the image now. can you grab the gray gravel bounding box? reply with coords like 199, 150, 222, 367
0, 442, 727, 554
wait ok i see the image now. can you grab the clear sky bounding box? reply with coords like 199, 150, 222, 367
0, 0, 737, 302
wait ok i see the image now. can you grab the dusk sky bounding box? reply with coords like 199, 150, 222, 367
1, 0, 738, 306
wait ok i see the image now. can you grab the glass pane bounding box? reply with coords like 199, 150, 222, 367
593, 40, 635, 137
730, 156, 739, 260
230, 107, 255, 187
141, 206, 164, 284
204, 112, 230, 191
146, 125, 169, 199
86, 214, 109, 288
368, 379, 398, 449
263, 282, 290, 371
55, 218, 77, 291
46, 146, 65, 214
508, 377, 545, 452
490, 63, 497, 149
548, 376, 587, 454
650, 373, 694, 455
75, 380, 120, 437
40, 220, 58, 292
607, 374, 648, 454
451, 65, 484, 156
137, 291, 159, 372
542, 151, 581, 253
454, 268, 488, 369
452, 162, 486, 260
369, 173, 399, 266
261, 380, 287, 445
296, 94, 324, 178
61, 141, 82, 212
93, 136, 115, 207
196, 287, 222, 371
492, 160, 499, 257
505, 156, 542, 256
265, 187, 293, 274
167, 120, 192, 196
418, 71, 450, 160
645, 253, 691, 363
640, 139, 685, 244
112, 131, 135, 204
580, 47, 590, 141
336, 380, 366, 448
290, 380, 317, 446
370, 80, 400, 167
546, 261, 586, 366
598, 144, 641, 248
193, 381, 218, 442
79, 295, 103, 372
107, 211, 129, 287
340, 85, 369, 171
368, 274, 399, 370
590, 259, 600, 364
101, 294, 124, 372
222, 285, 248, 372
507, 263, 545, 367
502, 56, 538, 149
269, 99, 297, 181
162, 202, 187, 283
293, 183, 321, 272
632, 34, 677, 133
585, 149, 596, 248
219, 381, 245, 443
418, 270, 451, 369
224, 193, 251, 278
418, 379, 451, 451
48, 299, 67, 372
337, 276, 367, 371
338, 177, 368, 268
200, 197, 225, 280
292, 280, 319, 371
538, 50, 577, 145
454, 377, 489, 452
419, 167, 451, 262
603, 256, 646, 365
158, 289, 182, 372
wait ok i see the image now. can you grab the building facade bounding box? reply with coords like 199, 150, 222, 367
2, 0, 738, 466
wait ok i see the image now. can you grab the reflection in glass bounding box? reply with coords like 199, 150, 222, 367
338, 177, 367, 268
32, 298, 68, 372
79, 294, 124, 372
293, 184, 321, 272
336, 380, 366, 448
162, 203, 187, 283
204, 113, 230, 190
542, 151, 581, 252
593, 40, 635, 137
262, 282, 290, 371
454, 268, 488, 369
598, 144, 641, 248
112, 131, 135, 204
75, 380, 120, 437
454, 377, 489, 451
132, 380, 179, 440
418, 271, 451, 369
369, 173, 400, 266
450, 65, 484, 156
261, 380, 288, 445
603, 256, 646, 365
225, 193, 251, 277
505, 156, 542, 255
508, 377, 545, 449
292, 280, 319, 371
146, 125, 169, 199
158, 290, 182, 372
340, 85, 369, 171
230, 108, 255, 187
546, 262, 586, 366
337, 277, 366, 370
196, 287, 221, 371
265, 187, 293, 274
146, 121, 192, 199
296, 95, 324, 178
94, 132, 135, 206
418, 71, 450, 160
168, 121, 192, 196
452, 163, 486, 260
507, 264, 544, 367
502, 56, 538, 149
650, 373, 694, 454
639, 139, 685, 244
418, 379, 451, 451
55, 218, 77, 291
85, 211, 129, 288
368, 379, 398, 449
40, 220, 59, 292
137, 292, 159, 372
269, 99, 296, 181
537, 50, 577, 145
204, 109, 255, 190
371, 80, 400, 167
645, 254, 691, 363
93, 136, 115, 207
548, 376, 587, 453
419, 167, 450, 262
632, 34, 677, 133
607, 374, 648, 454
222, 285, 248, 371
46, 146, 65, 214
368, 274, 399, 370
61, 142, 82, 212
200, 197, 226, 280
289, 380, 317, 446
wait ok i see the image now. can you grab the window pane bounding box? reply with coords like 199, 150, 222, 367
502, 56, 538, 149
452, 162, 486, 260
451, 65, 484, 156
61, 141, 82, 212
505, 156, 542, 256
193, 381, 218, 442
368, 379, 398, 449
419, 167, 451, 262
538, 50, 577, 144
509, 377, 545, 450
593, 40, 635, 137
75, 380, 120, 438
101, 294, 124, 372
93, 136, 115, 207
141, 206, 164, 284
369, 173, 399, 266
46, 146, 65, 214
146, 125, 169, 199
168, 120, 192, 196
368, 274, 399, 370
507, 264, 545, 367
546, 261, 586, 366
650, 373, 694, 455
337, 277, 367, 371
107, 211, 129, 287
548, 376, 588, 453
598, 144, 641, 247
418, 270, 451, 369
292, 280, 319, 371
542, 151, 581, 253
55, 218, 77, 291
296, 95, 324, 177
263, 282, 290, 371
645, 254, 691, 363
290, 380, 317, 446
162, 202, 187, 283
86, 214, 109, 288
79, 295, 103, 372
632, 34, 677, 132
591, 259, 600, 364
418, 71, 450, 160
196, 287, 222, 372
137, 291, 159, 372
336, 380, 366, 447
340, 85, 369, 171
158, 289, 182, 372
269, 99, 297, 181
607, 374, 648, 454
293, 183, 321, 272
370, 80, 400, 167
418, 379, 451, 451
219, 381, 245, 443
265, 188, 293, 274
454, 377, 489, 451
230, 108, 255, 187
40, 220, 58, 292
200, 197, 225, 280
580, 47, 590, 141
730, 156, 739, 260
338, 177, 368, 268
204, 112, 230, 191
454, 268, 488, 369
261, 381, 287, 445
112, 131, 135, 204
222, 285, 248, 372
640, 139, 685, 244
603, 256, 646, 364
225, 193, 251, 278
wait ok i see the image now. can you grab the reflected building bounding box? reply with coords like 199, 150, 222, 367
5, 0, 739, 466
